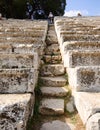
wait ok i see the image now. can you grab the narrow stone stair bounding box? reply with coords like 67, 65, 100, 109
31, 24, 77, 130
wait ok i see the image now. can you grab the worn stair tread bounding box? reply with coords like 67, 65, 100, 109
40, 120, 75, 130
45, 43, 60, 55
40, 64, 65, 76
39, 98, 64, 115
40, 76, 67, 87
40, 87, 68, 97
43, 55, 62, 64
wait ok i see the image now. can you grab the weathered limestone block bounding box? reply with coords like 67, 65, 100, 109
13, 44, 36, 54
45, 44, 60, 55
67, 66, 100, 92
59, 29, 100, 35
74, 92, 100, 124
43, 55, 62, 64
40, 87, 68, 97
0, 68, 36, 93
0, 31, 44, 38
62, 41, 100, 52
40, 76, 66, 87
40, 120, 75, 130
0, 93, 34, 130
14, 43, 45, 58
64, 50, 100, 67
66, 97, 76, 113
62, 34, 100, 42
86, 113, 100, 130
40, 64, 65, 76
0, 44, 12, 53
39, 98, 64, 115
0, 54, 34, 69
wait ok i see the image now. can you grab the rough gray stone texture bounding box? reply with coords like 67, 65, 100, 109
54, 17, 100, 64
40, 76, 67, 87
0, 93, 34, 130
0, 68, 36, 93
54, 16, 100, 130
64, 50, 100, 68
40, 87, 68, 97
62, 41, 100, 52
0, 54, 34, 69
40, 120, 74, 130
0, 19, 48, 57
40, 64, 65, 76
86, 113, 100, 130
39, 98, 64, 115
0, 44, 12, 53
67, 66, 100, 92
43, 55, 62, 64
74, 92, 100, 124
66, 97, 76, 113
45, 44, 60, 55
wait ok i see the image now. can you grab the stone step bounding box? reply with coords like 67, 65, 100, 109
0, 20, 48, 31
43, 55, 62, 64
40, 120, 74, 130
40, 76, 67, 87
63, 50, 100, 68
0, 26, 46, 32
40, 64, 65, 76
67, 66, 100, 92
59, 26, 96, 32
0, 37, 42, 44
59, 30, 100, 35
74, 92, 100, 125
45, 44, 60, 55
40, 87, 68, 97
46, 37, 58, 45
62, 34, 100, 42
0, 53, 35, 69
0, 93, 34, 130
39, 98, 64, 115
62, 41, 100, 52
0, 31, 44, 37
0, 68, 36, 93
0, 44, 40, 65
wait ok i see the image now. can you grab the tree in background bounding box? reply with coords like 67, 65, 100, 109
0, 0, 66, 19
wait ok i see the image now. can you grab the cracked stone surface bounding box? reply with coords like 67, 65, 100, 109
40, 87, 68, 97
39, 98, 64, 115
40, 120, 75, 130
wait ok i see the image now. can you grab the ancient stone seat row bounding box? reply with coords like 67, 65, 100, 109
0, 19, 48, 130
54, 16, 100, 130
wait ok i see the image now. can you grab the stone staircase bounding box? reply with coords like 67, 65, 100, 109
0, 19, 48, 130
39, 24, 68, 116
31, 24, 85, 130
54, 16, 100, 130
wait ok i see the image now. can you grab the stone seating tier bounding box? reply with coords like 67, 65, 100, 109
64, 50, 100, 67
0, 19, 48, 130
67, 66, 100, 92
54, 16, 100, 130
0, 93, 34, 130
0, 68, 36, 93
0, 54, 34, 68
